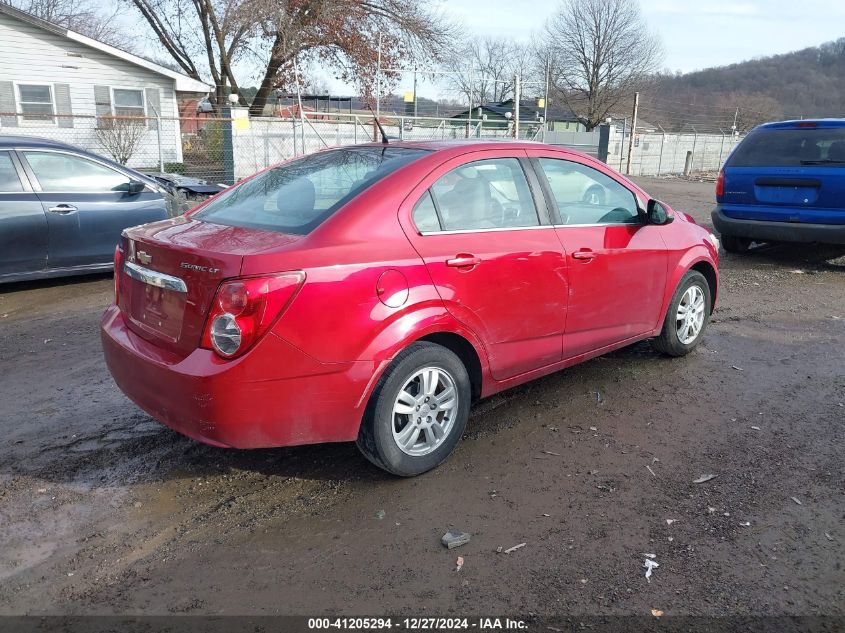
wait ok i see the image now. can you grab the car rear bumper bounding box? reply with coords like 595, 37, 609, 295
712, 206, 845, 245
101, 305, 372, 448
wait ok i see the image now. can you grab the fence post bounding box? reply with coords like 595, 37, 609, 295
656, 124, 666, 176
597, 123, 610, 163
221, 105, 235, 185
353, 115, 357, 145
718, 130, 726, 168
689, 127, 698, 174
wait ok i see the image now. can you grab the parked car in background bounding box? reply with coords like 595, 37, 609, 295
0, 136, 175, 284
102, 140, 719, 476
713, 119, 845, 252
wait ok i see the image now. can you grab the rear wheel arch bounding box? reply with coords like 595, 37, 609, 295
417, 332, 483, 403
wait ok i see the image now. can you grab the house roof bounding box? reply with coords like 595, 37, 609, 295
451, 99, 582, 123
0, 4, 211, 93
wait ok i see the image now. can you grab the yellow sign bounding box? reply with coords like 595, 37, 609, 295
403, 91, 414, 103
233, 117, 250, 131
537, 98, 545, 108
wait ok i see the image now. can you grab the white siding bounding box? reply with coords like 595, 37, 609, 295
0, 11, 184, 167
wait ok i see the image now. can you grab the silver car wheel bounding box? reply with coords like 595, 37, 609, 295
676, 284, 705, 345
391, 367, 458, 457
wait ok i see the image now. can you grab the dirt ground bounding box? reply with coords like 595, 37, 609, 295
0, 177, 843, 621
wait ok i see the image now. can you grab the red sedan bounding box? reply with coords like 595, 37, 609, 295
101, 141, 719, 476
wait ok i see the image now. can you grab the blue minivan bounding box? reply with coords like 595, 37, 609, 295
713, 119, 845, 253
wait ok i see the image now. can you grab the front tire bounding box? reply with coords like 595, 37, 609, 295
357, 342, 471, 476
651, 270, 711, 357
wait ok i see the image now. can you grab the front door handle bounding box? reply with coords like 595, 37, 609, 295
47, 204, 78, 214
572, 249, 596, 261
446, 254, 481, 268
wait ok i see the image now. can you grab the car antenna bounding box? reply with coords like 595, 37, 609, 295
367, 105, 389, 145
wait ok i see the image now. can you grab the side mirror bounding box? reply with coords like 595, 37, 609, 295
127, 180, 146, 195
647, 199, 674, 225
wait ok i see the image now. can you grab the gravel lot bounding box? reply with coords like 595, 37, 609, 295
0, 177, 843, 619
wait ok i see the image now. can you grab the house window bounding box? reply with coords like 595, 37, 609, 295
18, 84, 54, 122
113, 89, 145, 118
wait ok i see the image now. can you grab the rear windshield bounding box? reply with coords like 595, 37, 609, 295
728, 127, 845, 167
194, 146, 429, 234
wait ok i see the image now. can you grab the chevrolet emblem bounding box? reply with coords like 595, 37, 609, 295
137, 250, 153, 265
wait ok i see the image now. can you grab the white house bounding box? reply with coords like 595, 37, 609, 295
0, 4, 210, 168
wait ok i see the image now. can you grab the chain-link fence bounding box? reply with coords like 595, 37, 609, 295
0, 108, 744, 187
608, 127, 744, 177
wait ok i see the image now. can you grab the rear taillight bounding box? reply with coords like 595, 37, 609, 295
201, 272, 305, 359
715, 170, 725, 198
113, 244, 124, 304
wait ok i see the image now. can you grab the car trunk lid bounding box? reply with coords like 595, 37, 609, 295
117, 217, 301, 356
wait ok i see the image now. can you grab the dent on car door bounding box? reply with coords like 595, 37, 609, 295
0, 151, 47, 278
21, 150, 166, 269
531, 155, 668, 358
401, 152, 569, 381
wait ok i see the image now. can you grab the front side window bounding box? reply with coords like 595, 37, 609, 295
0, 152, 24, 192
538, 158, 639, 225
194, 147, 429, 235
429, 158, 539, 231
23, 151, 130, 192
113, 89, 145, 117
18, 84, 54, 122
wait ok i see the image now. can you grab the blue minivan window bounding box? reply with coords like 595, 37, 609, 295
729, 128, 845, 167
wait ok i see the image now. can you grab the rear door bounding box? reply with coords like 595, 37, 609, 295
399, 151, 569, 381
0, 150, 47, 278
528, 151, 668, 358
721, 123, 845, 225
20, 150, 166, 269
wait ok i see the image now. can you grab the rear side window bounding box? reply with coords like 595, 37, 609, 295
194, 147, 428, 235
428, 158, 539, 231
728, 127, 845, 167
0, 152, 24, 192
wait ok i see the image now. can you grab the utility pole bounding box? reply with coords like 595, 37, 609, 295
542, 58, 550, 143
375, 33, 382, 122
413, 65, 418, 119
625, 91, 639, 175
513, 74, 521, 139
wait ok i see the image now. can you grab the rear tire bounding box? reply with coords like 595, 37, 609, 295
356, 342, 471, 477
720, 234, 751, 254
651, 270, 711, 357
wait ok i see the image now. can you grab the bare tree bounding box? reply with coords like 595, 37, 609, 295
541, 0, 662, 130
447, 37, 538, 107
723, 92, 783, 132
96, 116, 147, 164
9, 0, 136, 51
126, 0, 458, 115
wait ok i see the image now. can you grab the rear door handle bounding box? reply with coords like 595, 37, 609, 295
572, 249, 596, 261
446, 254, 481, 268
47, 204, 78, 214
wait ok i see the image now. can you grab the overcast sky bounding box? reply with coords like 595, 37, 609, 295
369, 0, 845, 99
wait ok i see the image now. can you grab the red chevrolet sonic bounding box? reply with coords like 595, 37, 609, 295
101, 140, 719, 476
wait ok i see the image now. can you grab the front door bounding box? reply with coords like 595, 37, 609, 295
401, 152, 568, 381
20, 150, 165, 269
529, 153, 668, 358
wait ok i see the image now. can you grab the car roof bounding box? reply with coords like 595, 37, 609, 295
345, 139, 599, 163
757, 119, 845, 129
0, 135, 85, 151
